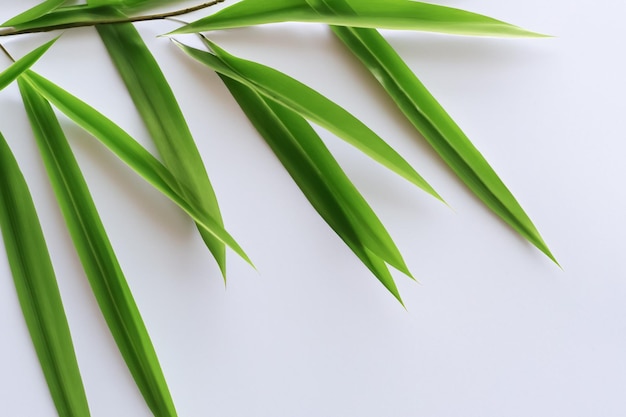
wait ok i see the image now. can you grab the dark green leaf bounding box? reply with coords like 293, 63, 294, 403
87, 0, 125, 7
0, 131, 91, 417
87, 0, 189, 11
219, 76, 405, 302
21, 70, 253, 267
174, 39, 441, 201
317, 9, 556, 262
97, 22, 227, 277
4, 5, 121, 33
18, 78, 178, 417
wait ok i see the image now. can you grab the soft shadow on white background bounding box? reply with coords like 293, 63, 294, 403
1, 1, 625, 416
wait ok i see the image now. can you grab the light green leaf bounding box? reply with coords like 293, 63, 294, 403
0, 38, 57, 91
87, 0, 125, 7
0, 131, 91, 417
18, 78, 178, 417
171, 0, 545, 37
2, 0, 67, 27
85, 0, 175, 12
21, 70, 253, 267
219, 75, 405, 303
4, 5, 121, 33
119, 0, 189, 11
174, 39, 441, 201
2, 0, 216, 34
322, 19, 556, 262
85, 0, 187, 8
96, 22, 227, 277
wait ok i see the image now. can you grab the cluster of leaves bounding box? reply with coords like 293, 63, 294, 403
0, 1, 555, 415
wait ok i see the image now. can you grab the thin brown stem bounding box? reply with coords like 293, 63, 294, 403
0, 0, 224, 37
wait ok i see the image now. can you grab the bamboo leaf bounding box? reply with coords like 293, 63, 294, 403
219, 75, 405, 302
85, 0, 180, 13
2, 1, 218, 34
87, 0, 188, 10
96, 22, 227, 277
21, 70, 253, 267
174, 39, 441, 201
4, 5, 121, 33
171, 0, 545, 38
0, 37, 57, 91
87, 0, 125, 7
2, 0, 67, 27
313, 4, 556, 262
265, 94, 414, 279
120, 0, 189, 10
18, 78, 178, 417
0, 131, 91, 417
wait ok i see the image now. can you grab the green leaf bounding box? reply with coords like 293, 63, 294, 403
21, 70, 253, 267
96, 22, 227, 277
0, 131, 91, 417
87, 0, 125, 7
18, 78, 178, 417
84, 0, 181, 13
119, 0, 189, 11
174, 39, 441, 201
171, 0, 545, 38
0, 38, 58, 91
3, 5, 121, 33
2, 0, 67, 27
2, 0, 215, 33
219, 75, 405, 302
321, 20, 556, 262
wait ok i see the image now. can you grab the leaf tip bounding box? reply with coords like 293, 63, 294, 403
510, 27, 554, 39
544, 249, 561, 269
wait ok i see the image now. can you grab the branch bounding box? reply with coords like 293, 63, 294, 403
0, 0, 224, 37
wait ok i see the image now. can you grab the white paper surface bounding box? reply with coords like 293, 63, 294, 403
1, 1, 625, 416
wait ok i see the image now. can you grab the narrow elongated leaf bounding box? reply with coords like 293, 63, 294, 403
89, 0, 188, 10
0, 132, 91, 417
3, 5, 121, 33
0, 38, 57, 91
2, 0, 215, 34
243, 79, 412, 278
219, 75, 405, 302
171, 0, 544, 37
18, 78, 178, 417
87, 0, 125, 7
83, 0, 188, 15
96, 22, 227, 277
313, 4, 555, 261
267, 99, 414, 279
21, 70, 253, 267
174, 40, 441, 201
2, 0, 67, 27
120, 0, 189, 11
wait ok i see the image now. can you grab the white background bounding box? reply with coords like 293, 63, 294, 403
1, 1, 625, 416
